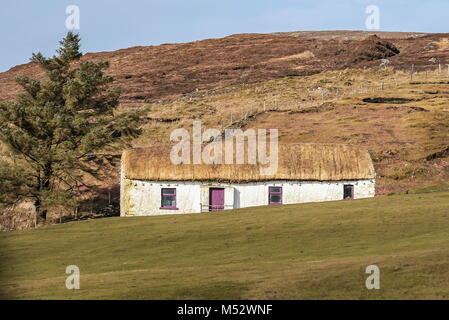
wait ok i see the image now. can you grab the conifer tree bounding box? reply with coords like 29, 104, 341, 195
0, 32, 141, 223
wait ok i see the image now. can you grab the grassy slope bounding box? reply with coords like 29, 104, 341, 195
1, 189, 449, 299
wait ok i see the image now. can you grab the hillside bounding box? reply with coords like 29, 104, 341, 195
1, 30, 449, 229
1, 31, 449, 108
1, 188, 449, 299
135, 68, 449, 195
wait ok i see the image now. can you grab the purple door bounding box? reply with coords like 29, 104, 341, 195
209, 188, 225, 211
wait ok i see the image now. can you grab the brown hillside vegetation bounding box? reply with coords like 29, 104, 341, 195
1, 31, 449, 108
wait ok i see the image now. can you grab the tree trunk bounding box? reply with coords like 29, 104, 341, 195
34, 199, 47, 223
36, 164, 52, 223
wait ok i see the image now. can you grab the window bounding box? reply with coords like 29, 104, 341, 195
343, 185, 354, 200
269, 186, 282, 205
161, 188, 177, 209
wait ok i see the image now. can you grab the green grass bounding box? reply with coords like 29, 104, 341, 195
1, 191, 449, 299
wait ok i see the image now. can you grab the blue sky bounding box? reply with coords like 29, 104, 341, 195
0, 0, 448, 72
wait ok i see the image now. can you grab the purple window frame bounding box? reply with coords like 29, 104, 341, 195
160, 188, 178, 209
268, 186, 283, 205
343, 185, 354, 200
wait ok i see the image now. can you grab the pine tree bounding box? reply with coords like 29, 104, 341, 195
0, 32, 141, 224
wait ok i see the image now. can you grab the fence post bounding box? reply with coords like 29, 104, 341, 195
410, 65, 414, 81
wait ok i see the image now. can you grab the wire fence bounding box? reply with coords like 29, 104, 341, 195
219, 64, 449, 130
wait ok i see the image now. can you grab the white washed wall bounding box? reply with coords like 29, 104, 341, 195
121, 178, 375, 217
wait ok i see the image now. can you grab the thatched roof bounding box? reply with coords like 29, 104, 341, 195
122, 143, 375, 182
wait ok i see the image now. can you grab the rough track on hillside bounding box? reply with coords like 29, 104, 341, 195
0, 31, 448, 108
274, 30, 428, 40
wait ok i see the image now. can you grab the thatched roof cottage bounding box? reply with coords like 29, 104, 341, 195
120, 143, 376, 216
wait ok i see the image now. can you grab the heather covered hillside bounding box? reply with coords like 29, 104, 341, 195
1, 31, 448, 108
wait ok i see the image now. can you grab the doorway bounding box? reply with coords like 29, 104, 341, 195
343, 185, 354, 200
209, 188, 225, 211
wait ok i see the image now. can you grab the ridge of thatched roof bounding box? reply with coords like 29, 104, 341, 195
122, 143, 375, 182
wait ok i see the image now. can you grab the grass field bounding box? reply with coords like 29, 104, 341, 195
1, 189, 449, 299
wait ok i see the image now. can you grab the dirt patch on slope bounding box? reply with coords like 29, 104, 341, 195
351, 35, 400, 63
362, 97, 416, 104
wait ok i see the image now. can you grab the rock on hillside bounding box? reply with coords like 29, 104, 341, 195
351, 35, 400, 63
